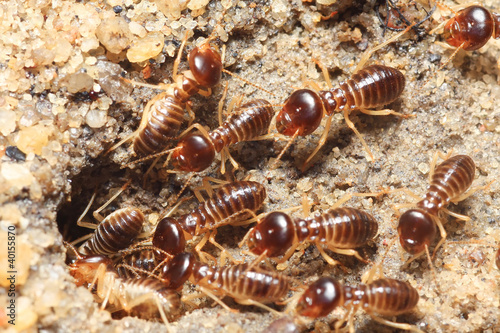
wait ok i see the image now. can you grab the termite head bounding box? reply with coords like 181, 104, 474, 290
69, 255, 112, 286
247, 212, 295, 258
153, 217, 186, 256
397, 208, 437, 255
159, 252, 195, 289
276, 89, 323, 137
171, 133, 215, 172
495, 248, 500, 270
296, 277, 344, 318
189, 43, 222, 88
443, 6, 495, 51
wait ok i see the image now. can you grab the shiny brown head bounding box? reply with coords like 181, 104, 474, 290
188, 43, 222, 88
152, 217, 186, 256
276, 89, 324, 137
247, 212, 295, 257
171, 133, 215, 172
159, 252, 195, 289
443, 6, 495, 51
296, 277, 344, 318
397, 208, 437, 254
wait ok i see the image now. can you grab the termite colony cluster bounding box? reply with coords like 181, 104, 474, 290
51, 0, 500, 332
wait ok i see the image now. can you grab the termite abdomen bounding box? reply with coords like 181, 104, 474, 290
133, 98, 185, 156
79, 208, 145, 256
209, 99, 274, 152
177, 181, 267, 235
319, 65, 406, 115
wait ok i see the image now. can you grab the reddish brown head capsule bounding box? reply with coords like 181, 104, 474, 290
296, 277, 344, 318
296, 278, 419, 323
171, 133, 216, 172
152, 217, 186, 256
443, 6, 499, 51
247, 212, 295, 257
160, 252, 195, 289
496, 248, 500, 270
188, 43, 222, 88
276, 89, 324, 136
397, 209, 437, 254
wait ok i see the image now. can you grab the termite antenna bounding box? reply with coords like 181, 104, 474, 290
63, 241, 83, 261
270, 130, 299, 170
356, 22, 416, 72
221, 68, 276, 97
170, 173, 195, 206
122, 147, 181, 169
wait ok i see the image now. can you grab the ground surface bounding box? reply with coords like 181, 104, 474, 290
0, 0, 499, 332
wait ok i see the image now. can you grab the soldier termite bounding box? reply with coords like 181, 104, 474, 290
429, 5, 500, 73
105, 7, 228, 157
395, 153, 493, 263
241, 207, 378, 268
291, 277, 422, 333
157, 252, 290, 314
126, 96, 275, 176
273, 64, 408, 169
152, 181, 267, 263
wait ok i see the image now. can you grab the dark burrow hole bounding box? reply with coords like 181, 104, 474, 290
56, 160, 131, 245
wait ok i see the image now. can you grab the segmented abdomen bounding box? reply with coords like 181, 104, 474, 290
198, 264, 289, 303
79, 208, 144, 256
427, 155, 475, 205
133, 96, 185, 156
336, 65, 405, 110
361, 279, 419, 316
178, 181, 267, 235
121, 277, 180, 320
116, 249, 158, 279
302, 207, 378, 249
210, 99, 274, 152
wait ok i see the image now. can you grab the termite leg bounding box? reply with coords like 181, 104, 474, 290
93, 179, 132, 221
326, 246, 370, 263
317, 246, 349, 272
356, 23, 415, 72
369, 314, 425, 333
343, 108, 374, 162
302, 115, 334, 171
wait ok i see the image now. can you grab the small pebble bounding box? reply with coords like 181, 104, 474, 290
0, 109, 17, 136
86, 109, 108, 128
6, 146, 27, 161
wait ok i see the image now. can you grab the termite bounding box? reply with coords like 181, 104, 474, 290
292, 277, 422, 332
71, 181, 145, 257
433, 5, 500, 69
152, 181, 267, 263
274, 64, 407, 169
242, 207, 378, 267
158, 252, 290, 314
396, 153, 491, 260
66, 243, 180, 325
106, 9, 227, 157
127, 97, 274, 175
